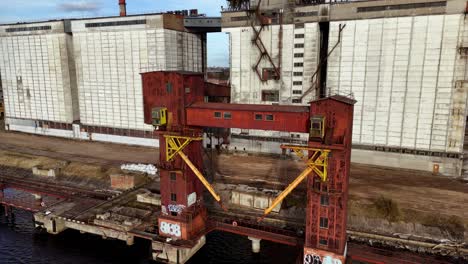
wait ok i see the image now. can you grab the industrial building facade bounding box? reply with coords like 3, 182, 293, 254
222, 0, 468, 177
0, 13, 204, 146
1, 0, 468, 177
72, 15, 203, 131
0, 21, 78, 126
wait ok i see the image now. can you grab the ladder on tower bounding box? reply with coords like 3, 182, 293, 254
247, 0, 281, 82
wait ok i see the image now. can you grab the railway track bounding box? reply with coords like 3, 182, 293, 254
0, 165, 114, 200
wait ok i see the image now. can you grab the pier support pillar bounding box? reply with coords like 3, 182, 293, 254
126, 236, 134, 246
0, 184, 4, 200
248, 237, 261, 253
3, 205, 8, 216
33, 194, 43, 207
3, 205, 12, 217
152, 235, 206, 264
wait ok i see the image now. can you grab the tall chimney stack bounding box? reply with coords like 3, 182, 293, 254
119, 0, 126, 16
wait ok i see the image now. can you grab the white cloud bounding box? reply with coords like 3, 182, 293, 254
57, 1, 101, 12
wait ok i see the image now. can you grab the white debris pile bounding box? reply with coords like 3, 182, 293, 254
120, 164, 157, 175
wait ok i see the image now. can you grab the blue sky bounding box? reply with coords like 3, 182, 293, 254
0, 0, 229, 67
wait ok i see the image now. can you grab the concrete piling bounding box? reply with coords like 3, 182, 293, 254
248, 237, 261, 253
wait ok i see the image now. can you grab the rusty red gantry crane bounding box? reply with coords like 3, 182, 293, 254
142, 71, 355, 264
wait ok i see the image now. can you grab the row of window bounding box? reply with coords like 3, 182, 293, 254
295, 34, 304, 38
6, 25, 51, 33
319, 183, 330, 246
294, 24, 305, 103
213, 111, 275, 121
255, 113, 274, 121
294, 53, 304, 58
214, 111, 231, 119
294, 43, 304, 48
85, 19, 146, 28
295, 11, 319, 17
356, 1, 446, 13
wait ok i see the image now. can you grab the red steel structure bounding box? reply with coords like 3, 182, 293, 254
119, 0, 126, 16
186, 102, 310, 133
304, 97, 355, 263
142, 71, 355, 263
142, 71, 207, 241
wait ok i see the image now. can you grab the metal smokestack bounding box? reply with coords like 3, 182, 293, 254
119, 0, 126, 16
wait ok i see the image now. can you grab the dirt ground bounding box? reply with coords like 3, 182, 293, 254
349, 164, 468, 220
1, 130, 467, 226
210, 152, 468, 227
0, 131, 157, 166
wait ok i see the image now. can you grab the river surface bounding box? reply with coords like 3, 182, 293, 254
1, 208, 464, 264
0, 208, 300, 264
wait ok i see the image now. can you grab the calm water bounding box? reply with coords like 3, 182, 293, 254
0, 208, 300, 264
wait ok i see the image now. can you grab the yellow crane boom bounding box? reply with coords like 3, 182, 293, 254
164, 135, 225, 210
264, 166, 313, 216
259, 146, 329, 221
178, 151, 221, 202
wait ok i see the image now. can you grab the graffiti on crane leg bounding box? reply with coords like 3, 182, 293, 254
168, 204, 185, 214
304, 254, 342, 264
304, 253, 322, 264
160, 221, 181, 237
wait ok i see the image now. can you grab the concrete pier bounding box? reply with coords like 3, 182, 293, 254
152, 236, 206, 264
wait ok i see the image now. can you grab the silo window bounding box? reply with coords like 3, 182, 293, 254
320, 217, 329, 229
310, 116, 325, 139
261, 90, 279, 102
166, 82, 173, 93
214, 112, 222, 118
320, 195, 329, 206
224, 112, 232, 119
262, 68, 278, 80
319, 237, 328, 246
255, 114, 263, 120
171, 193, 177, 202
170, 172, 177, 181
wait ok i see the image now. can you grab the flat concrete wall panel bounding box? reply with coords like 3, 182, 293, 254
0, 21, 75, 123
327, 14, 467, 154
72, 15, 202, 130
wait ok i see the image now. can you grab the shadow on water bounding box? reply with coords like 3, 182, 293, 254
0, 208, 300, 264
0, 208, 152, 264
189, 231, 300, 264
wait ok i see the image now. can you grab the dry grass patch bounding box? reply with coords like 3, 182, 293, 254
61, 163, 108, 180
0, 151, 63, 169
